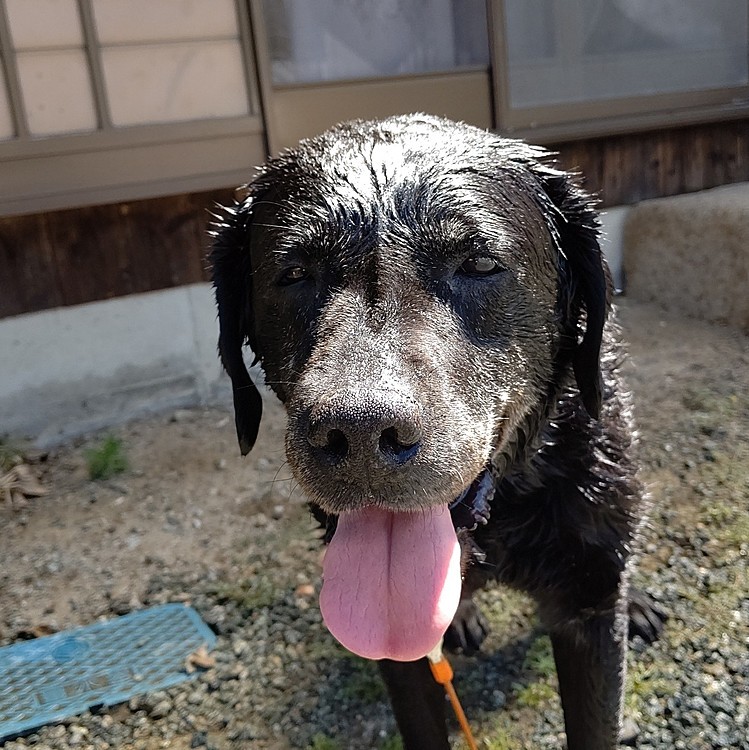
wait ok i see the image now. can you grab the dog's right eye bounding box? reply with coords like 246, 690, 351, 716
458, 256, 505, 277
278, 266, 309, 285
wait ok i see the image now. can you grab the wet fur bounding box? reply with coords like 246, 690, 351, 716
211, 115, 663, 749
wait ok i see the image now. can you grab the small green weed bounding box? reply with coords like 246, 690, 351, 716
0, 438, 25, 472
308, 733, 341, 750
625, 661, 676, 720
510, 633, 557, 709
521, 634, 555, 678
475, 711, 534, 750
513, 680, 557, 708
213, 576, 278, 612
378, 734, 403, 750
480, 726, 519, 750
476, 585, 536, 635
340, 659, 386, 703
86, 435, 128, 480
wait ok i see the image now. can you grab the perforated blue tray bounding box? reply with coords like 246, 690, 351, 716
0, 604, 216, 740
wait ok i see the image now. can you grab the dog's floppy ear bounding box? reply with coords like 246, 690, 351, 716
209, 197, 262, 455
538, 168, 609, 420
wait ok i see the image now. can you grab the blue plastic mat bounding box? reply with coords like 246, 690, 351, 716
0, 604, 216, 740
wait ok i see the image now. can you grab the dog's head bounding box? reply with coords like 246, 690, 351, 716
212, 114, 608, 512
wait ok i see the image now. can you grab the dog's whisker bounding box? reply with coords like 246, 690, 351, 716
263, 477, 295, 484
270, 459, 293, 488
287, 481, 304, 503
252, 199, 290, 209
252, 222, 293, 231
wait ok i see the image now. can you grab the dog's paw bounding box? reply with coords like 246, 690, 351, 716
443, 598, 489, 654
628, 588, 667, 644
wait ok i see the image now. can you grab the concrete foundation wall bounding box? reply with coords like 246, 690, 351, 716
0, 284, 230, 447
599, 206, 627, 292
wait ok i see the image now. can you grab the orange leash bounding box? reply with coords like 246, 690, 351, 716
427, 645, 479, 750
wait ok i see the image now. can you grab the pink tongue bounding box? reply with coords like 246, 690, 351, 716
319, 505, 462, 662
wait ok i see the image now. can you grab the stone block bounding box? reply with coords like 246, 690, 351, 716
623, 183, 749, 332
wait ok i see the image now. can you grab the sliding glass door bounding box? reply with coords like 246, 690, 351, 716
251, 0, 494, 152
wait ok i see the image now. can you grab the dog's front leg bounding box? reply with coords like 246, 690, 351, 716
549, 607, 627, 750
378, 658, 451, 749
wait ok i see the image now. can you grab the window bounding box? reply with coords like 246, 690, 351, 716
491, 0, 749, 140
94, 0, 250, 126
0, 0, 265, 216
255, 0, 493, 152
8, 0, 98, 137
2, 0, 747, 216
263, 0, 489, 85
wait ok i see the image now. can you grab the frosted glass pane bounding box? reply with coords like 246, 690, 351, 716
263, 0, 489, 84
93, 0, 238, 44
0, 81, 14, 140
6, 0, 83, 50
102, 41, 249, 126
17, 50, 98, 136
505, 0, 749, 108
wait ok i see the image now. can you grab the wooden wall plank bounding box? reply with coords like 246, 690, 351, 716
0, 212, 64, 315
0, 188, 233, 318
554, 119, 749, 206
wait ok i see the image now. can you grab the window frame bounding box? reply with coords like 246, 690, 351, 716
488, 0, 749, 143
0, 0, 266, 217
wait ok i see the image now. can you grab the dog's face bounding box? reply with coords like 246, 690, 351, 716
212, 115, 606, 517
249, 150, 562, 515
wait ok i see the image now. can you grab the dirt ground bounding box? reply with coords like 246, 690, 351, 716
1, 298, 748, 749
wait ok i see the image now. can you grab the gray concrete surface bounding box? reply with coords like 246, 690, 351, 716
623, 182, 749, 332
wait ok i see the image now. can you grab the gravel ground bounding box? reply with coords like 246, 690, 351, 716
1, 298, 747, 750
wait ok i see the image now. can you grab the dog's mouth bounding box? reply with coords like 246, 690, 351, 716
317, 468, 494, 663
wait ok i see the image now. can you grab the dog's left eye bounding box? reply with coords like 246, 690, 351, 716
458, 256, 503, 277
278, 266, 309, 285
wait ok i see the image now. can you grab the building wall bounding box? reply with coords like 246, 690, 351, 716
2, 1, 747, 443
0, 205, 628, 446
2, 119, 747, 321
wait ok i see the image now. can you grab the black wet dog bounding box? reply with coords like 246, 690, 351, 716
211, 114, 664, 749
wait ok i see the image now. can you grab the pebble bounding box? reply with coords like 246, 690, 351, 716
170, 410, 194, 423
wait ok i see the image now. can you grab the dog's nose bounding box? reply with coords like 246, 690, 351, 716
307, 394, 423, 468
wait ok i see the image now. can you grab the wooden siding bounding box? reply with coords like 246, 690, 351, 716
554, 120, 749, 207
0, 189, 233, 319
1, 119, 747, 319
